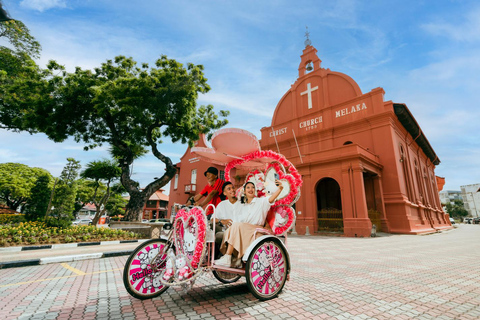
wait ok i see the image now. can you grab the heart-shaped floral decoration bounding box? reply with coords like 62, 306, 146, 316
225, 150, 302, 206
265, 161, 301, 206
263, 166, 292, 202
173, 207, 207, 269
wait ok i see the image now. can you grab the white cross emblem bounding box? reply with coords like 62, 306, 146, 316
300, 83, 318, 109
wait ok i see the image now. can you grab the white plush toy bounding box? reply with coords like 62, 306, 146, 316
264, 167, 291, 200
163, 257, 174, 281
175, 255, 191, 281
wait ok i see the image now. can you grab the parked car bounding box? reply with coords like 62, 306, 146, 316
149, 218, 170, 224
473, 217, 480, 224
141, 219, 149, 223
464, 217, 472, 224
449, 217, 455, 224
72, 219, 92, 226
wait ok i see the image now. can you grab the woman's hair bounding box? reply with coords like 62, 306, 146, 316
240, 181, 256, 204
220, 181, 233, 201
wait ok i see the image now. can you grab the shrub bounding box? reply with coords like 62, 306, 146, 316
0, 214, 27, 225
44, 217, 72, 229
0, 221, 143, 247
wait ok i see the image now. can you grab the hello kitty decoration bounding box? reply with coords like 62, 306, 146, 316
175, 255, 191, 281
271, 205, 296, 235
173, 207, 207, 270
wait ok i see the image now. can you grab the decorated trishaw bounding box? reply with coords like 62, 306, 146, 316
123, 128, 302, 300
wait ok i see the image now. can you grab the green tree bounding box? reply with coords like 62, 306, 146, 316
80, 159, 121, 224
444, 199, 469, 219
0, 19, 41, 58
1, 19, 46, 132
105, 184, 127, 218
39, 55, 228, 221
24, 174, 52, 221
51, 158, 81, 222
0, 162, 52, 210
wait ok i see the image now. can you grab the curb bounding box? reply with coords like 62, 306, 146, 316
0, 239, 149, 270
0, 239, 149, 253
0, 250, 135, 269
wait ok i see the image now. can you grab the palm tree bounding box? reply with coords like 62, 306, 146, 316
80, 159, 121, 225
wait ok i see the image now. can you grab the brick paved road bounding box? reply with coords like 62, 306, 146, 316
1, 224, 479, 320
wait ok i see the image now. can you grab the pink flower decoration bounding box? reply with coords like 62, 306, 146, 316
174, 207, 207, 269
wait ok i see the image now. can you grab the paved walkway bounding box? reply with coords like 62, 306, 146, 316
0, 224, 479, 319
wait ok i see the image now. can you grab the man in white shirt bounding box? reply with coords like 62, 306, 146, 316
213, 182, 238, 258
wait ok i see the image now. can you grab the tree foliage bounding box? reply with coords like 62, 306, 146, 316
0, 162, 52, 211
0, 20, 45, 132
80, 159, 121, 224
444, 199, 469, 218
0, 20, 41, 58
51, 158, 81, 221
39, 55, 229, 220
24, 174, 52, 221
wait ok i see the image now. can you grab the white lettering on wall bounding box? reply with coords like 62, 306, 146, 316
189, 157, 200, 163
299, 116, 323, 131
335, 103, 367, 118
270, 127, 288, 137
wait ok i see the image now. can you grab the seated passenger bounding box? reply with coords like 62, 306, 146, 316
215, 180, 284, 267
213, 182, 238, 257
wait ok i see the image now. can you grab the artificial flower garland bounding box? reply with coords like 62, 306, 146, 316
173, 207, 206, 269
271, 205, 296, 235
225, 150, 303, 207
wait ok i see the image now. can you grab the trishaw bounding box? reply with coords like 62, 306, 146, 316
123, 128, 302, 301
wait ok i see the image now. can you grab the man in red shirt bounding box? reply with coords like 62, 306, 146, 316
193, 167, 224, 218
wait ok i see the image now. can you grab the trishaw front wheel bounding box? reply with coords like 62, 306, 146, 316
123, 239, 171, 300
245, 238, 289, 300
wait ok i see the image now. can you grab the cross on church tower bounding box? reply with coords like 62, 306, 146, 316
301, 83, 318, 109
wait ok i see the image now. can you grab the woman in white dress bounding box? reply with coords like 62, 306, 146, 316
215, 180, 283, 267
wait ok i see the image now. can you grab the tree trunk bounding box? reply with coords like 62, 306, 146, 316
124, 191, 147, 221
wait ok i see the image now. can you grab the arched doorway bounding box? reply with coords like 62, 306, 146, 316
316, 178, 343, 232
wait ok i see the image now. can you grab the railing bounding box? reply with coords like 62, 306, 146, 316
317, 209, 343, 232
184, 184, 197, 194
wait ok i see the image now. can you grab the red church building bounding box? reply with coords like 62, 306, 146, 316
168, 42, 451, 237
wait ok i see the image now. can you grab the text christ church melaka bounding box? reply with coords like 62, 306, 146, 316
168, 42, 451, 237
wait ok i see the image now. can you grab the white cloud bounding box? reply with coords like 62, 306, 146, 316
422, 6, 480, 42
20, 0, 66, 12
0, 148, 26, 163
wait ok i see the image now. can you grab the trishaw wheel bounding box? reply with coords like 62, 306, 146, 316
123, 239, 171, 300
245, 238, 289, 300
212, 270, 242, 284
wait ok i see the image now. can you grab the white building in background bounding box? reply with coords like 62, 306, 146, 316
460, 184, 480, 217
439, 190, 462, 206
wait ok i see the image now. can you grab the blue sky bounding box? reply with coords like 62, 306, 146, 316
1, 0, 479, 192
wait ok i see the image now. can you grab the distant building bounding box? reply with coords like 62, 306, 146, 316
124, 189, 169, 220
77, 203, 96, 219
460, 184, 480, 217
167, 138, 227, 218
439, 190, 462, 206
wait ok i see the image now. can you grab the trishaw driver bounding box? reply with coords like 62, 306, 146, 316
193, 167, 224, 219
